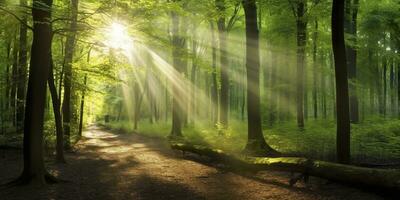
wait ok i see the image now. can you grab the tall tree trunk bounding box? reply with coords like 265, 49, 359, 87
345, 0, 359, 123
312, 20, 318, 119
216, 0, 229, 128
190, 36, 198, 124
58, 39, 64, 103
133, 81, 140, 130
78, 75, 87, 137
242, 0, 277, 156
48, 55, 65, 163
169, 11, 183, 137
16, 0, 28, 130
62, 0, 78, 150
210, 22, 219, 126
390, 57, 395, 115
2, 41, 12, 133
296, 0, 307, 129
320, 51, 327, 119
17, 0, 55, 184
329, 52, 337, 119
5, 41, 11, 114
383, 57, 387, 117
332, 0, 351, 164
11, 35, 18, 127
398, 62, 400, 117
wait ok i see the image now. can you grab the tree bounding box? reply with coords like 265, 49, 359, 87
16, 0, 56, 184
288, 0, 308, 129
169, 8, 184, 138
332, 0, 351, 164
210, 21, 219, 125
215, 0, 229, 128
62, 0, 79, 150
345, 0, 359, 123
312, 20, 318, 119
78, 74, 87, 137
16, 0, 28, 130
48, 55, 66, 163
242, 0, 277, 156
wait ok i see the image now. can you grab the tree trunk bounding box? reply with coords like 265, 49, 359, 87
17, 0, 55, 184
11, 35, 18, 127
216, 0, 229, 128
133, 81, 140, 130
78, 75, 87, 137
390, 58, 395, 115
332, 0, 351, 164
210, 22, 219, 126
242, 0, 277, 156
383, 57, 387, 117
171, 142, 400, 192
16, 0, 28, 130
320, 51, 327, 119
296, 0, 307, 129
48, 55, 65, 163
312, 20, 318, 119
62, 0, 78, 150
169, 10, 183, 137
1, 39, 10, 133
190, 35, 198, 125
345, 0, 359, 123
5, 41, 11, 113
398, 62, 400, 117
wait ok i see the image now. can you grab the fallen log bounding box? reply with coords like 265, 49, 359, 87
170, 141, 400, 192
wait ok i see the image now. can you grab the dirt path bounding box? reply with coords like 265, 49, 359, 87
0, 126, 386, 200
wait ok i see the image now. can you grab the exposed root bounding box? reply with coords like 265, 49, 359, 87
3, 172, 68, 187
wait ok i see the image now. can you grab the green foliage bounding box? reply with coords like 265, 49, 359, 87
102, 117, 400, 163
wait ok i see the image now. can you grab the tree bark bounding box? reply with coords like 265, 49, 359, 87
345, 0, 359, 123
312, 20, 318, 119
5, 41, 11, 114
171, 142, 400, 192
17, 0, 55, 184
216, 0, 229, 128
190, 35, 198, 124
242, 0, 277, 156
296, 0, 307, 129
382, 57, 387, 117
332, 0, 351, 164
210, 21, 219, 126
48, 55, 65, 163
133, 81, 140, 130
62, 0, 79, 150
398, 62, 400, 117
16, 0, 28, 130
78, 75, 87, 137
169, 10, 183, 138
11, 35, 18, 127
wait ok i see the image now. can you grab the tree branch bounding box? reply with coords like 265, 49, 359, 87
0, 7, 33, 30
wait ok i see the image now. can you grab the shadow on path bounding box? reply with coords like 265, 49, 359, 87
0, 126, 384, 200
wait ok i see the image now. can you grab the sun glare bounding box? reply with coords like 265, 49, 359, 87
106, 22, 132, 51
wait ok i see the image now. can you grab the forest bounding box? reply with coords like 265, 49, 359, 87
0, 0, 400, 199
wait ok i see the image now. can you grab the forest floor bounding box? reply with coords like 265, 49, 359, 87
0, 126, 390, 200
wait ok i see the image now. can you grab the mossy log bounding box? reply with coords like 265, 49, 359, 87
170, 142, 400, 191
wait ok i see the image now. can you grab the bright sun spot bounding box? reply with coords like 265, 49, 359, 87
106, 22, 132, 51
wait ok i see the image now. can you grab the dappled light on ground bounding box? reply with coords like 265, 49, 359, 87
0, 127, 383, 200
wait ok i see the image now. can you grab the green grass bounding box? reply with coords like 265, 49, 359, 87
101, 118, 400, 163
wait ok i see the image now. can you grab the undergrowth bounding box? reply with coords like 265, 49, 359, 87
101, 117, 400, 163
